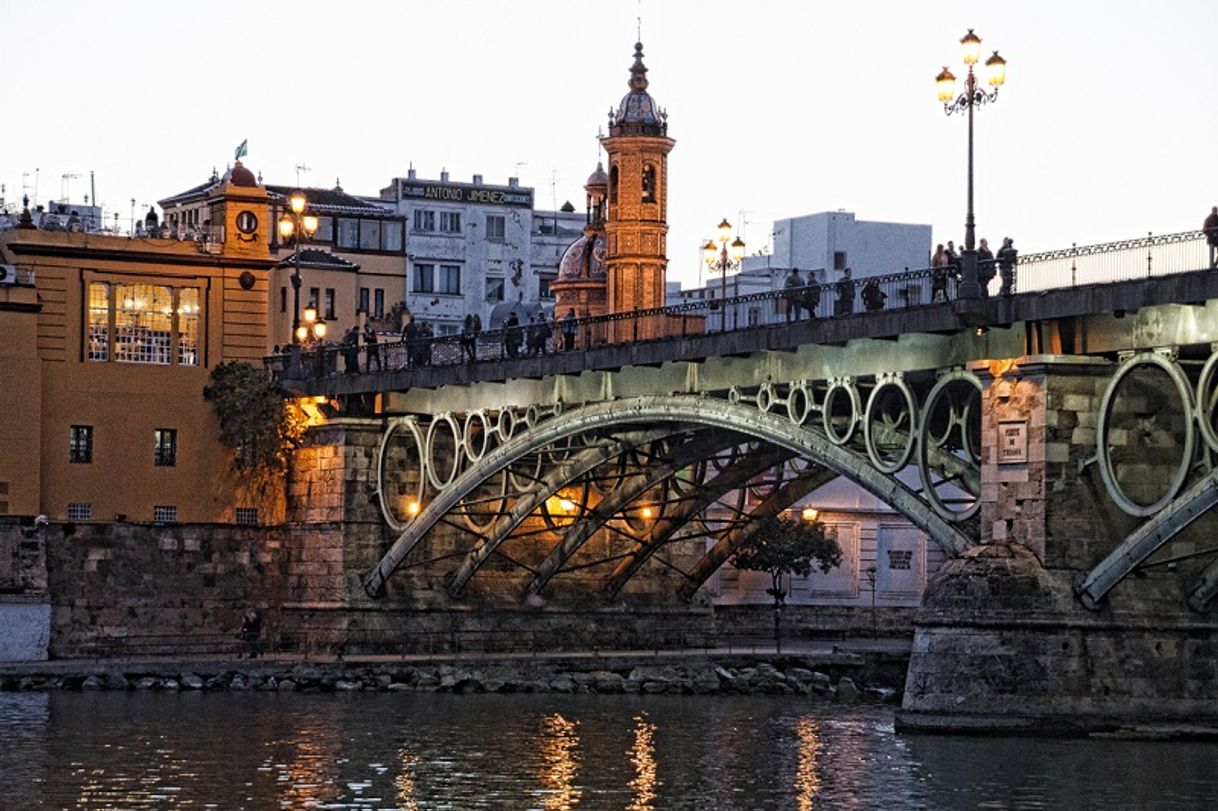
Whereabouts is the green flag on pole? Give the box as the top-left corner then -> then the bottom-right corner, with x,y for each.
234,139 -> 248,161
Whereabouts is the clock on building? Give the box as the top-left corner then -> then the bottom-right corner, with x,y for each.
235,210 -> 258,234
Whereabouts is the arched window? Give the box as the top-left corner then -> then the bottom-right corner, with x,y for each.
642,164 -> 656,203
609,164 -> 619,205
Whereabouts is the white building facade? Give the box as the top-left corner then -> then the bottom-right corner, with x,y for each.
372,170 -> 537,335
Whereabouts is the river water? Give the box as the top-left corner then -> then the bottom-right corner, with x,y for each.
2,692 -> 1217,810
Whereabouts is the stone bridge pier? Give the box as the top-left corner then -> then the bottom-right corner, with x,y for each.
900,353 -> 1218,735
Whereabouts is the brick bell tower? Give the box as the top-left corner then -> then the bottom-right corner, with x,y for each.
602,42 -> 675,324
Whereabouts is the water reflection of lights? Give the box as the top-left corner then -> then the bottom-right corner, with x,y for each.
627,713 -> 659,811
794,716 -> 822,810
537,713 -> 582,811
393,746 -> 422,811
271,726 -> 340,808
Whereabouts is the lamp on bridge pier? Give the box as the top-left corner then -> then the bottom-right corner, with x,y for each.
936,29 -> 1007,301
702,219 -> 746,331
278,189 -> 321,344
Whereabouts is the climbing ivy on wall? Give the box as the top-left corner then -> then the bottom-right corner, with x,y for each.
203,361 -> 306,475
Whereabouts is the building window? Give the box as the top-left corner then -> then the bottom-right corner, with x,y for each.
359,287 -> 370,314
486,215 -> 505,241
337,218 -> 359,249
382,222 -> 404,251
485,277 -> 505,302
539,273 -> 557,300
67,503 -> 92,521
440,211 -> 461,233
313,216 -> 333,242
642,164 -> 656,203
609,164 -> 618,204
235,507 -> 259,526
747,307 -> 760,327
280,286 -> 287,313
308,287 -> 319,309
87,281 -> 201,366
834,251 -> 847,270
70,425 -> 93,464
153,505 -> 178,524
360,219 -> 382,250
87,282 -> 110,361
324,288 -> 335,320
412,263 -> 435,293
154,428 -> 177,467
439,265 -> 461,295
414,210 -> 435,232
374,289 -> 385,318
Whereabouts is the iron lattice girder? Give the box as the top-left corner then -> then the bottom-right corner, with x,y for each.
363,395 -> 972,597
522,430 -> 746,600
1078,467 -> 1218,609
602,445 -> 800,597
364,424 -> 680,597
677,466 -> 840,602
446,427 -> 684,598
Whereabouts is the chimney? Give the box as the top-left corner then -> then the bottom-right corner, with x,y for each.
472,174 -> 483,185
440,169 -> 449,183
407,168 -> 417,180
508,177 -> 519,189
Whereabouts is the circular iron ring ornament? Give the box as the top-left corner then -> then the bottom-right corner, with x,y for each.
376,416 -> 426,533
822,377 -> 861,446
1194,348 -> 1218,454
864,374 -> 918,473
1096,351 -> 1196,517
425,413 -> 463,491
916,370 -> 983,522
463,410 -> 492,462
787,382 -> 812,426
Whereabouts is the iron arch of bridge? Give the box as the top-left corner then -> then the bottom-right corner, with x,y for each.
363,395 -> 973,598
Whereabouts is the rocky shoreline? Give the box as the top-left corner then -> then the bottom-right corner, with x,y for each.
0,658 -> 901,702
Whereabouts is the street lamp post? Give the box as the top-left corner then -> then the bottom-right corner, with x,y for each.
936,29 -> 1007,300
702,219 -> 746,332
278,190 -> 322,345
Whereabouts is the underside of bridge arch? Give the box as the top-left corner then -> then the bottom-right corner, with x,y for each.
363,395 -> 974,600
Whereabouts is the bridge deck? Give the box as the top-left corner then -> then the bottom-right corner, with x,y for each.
281,269 -> 1218,397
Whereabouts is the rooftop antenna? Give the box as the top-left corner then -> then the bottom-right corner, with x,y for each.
295,163 -> 311,186
738,210 -> 755,246
514,161 -> 527,180
61,172 -> 81,204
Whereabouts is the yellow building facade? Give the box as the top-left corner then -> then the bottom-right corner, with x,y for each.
0,177 -> 277,524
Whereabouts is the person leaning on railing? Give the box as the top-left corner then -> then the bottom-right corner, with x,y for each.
1205,206 -> 1218,270
997,237 -> 1018,295
977,238 -> 996,297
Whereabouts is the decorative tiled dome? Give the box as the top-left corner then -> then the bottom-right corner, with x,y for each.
557,233 -> 608,281
586,161 -> 609,189
610,42 -> 666,136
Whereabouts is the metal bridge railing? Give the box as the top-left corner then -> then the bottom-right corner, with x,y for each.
1011,229 -> 1208,292
267,228 -> 1210,382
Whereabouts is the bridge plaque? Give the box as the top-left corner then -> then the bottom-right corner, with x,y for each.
998,420 -> 1028,465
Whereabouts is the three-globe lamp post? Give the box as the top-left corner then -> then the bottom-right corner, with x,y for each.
935,29 -> 1007,300
703,219 -> 746,332
278,190 -> 323,344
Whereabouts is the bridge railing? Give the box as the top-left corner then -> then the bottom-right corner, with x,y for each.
265,228 -> 1213,382
272,266 -> 954,379
1011,229 -> 1208,292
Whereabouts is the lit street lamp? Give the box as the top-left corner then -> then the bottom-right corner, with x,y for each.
702,218 -> 746,331
936,29 -> 1007,300
278,190 -> 322,344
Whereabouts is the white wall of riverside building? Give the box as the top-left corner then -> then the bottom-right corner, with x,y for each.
754,211 -> 932,283
670,211 -> 932,330
369,171 -> 538,334
709,474 -> 946,611
531,205 -> 587,314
